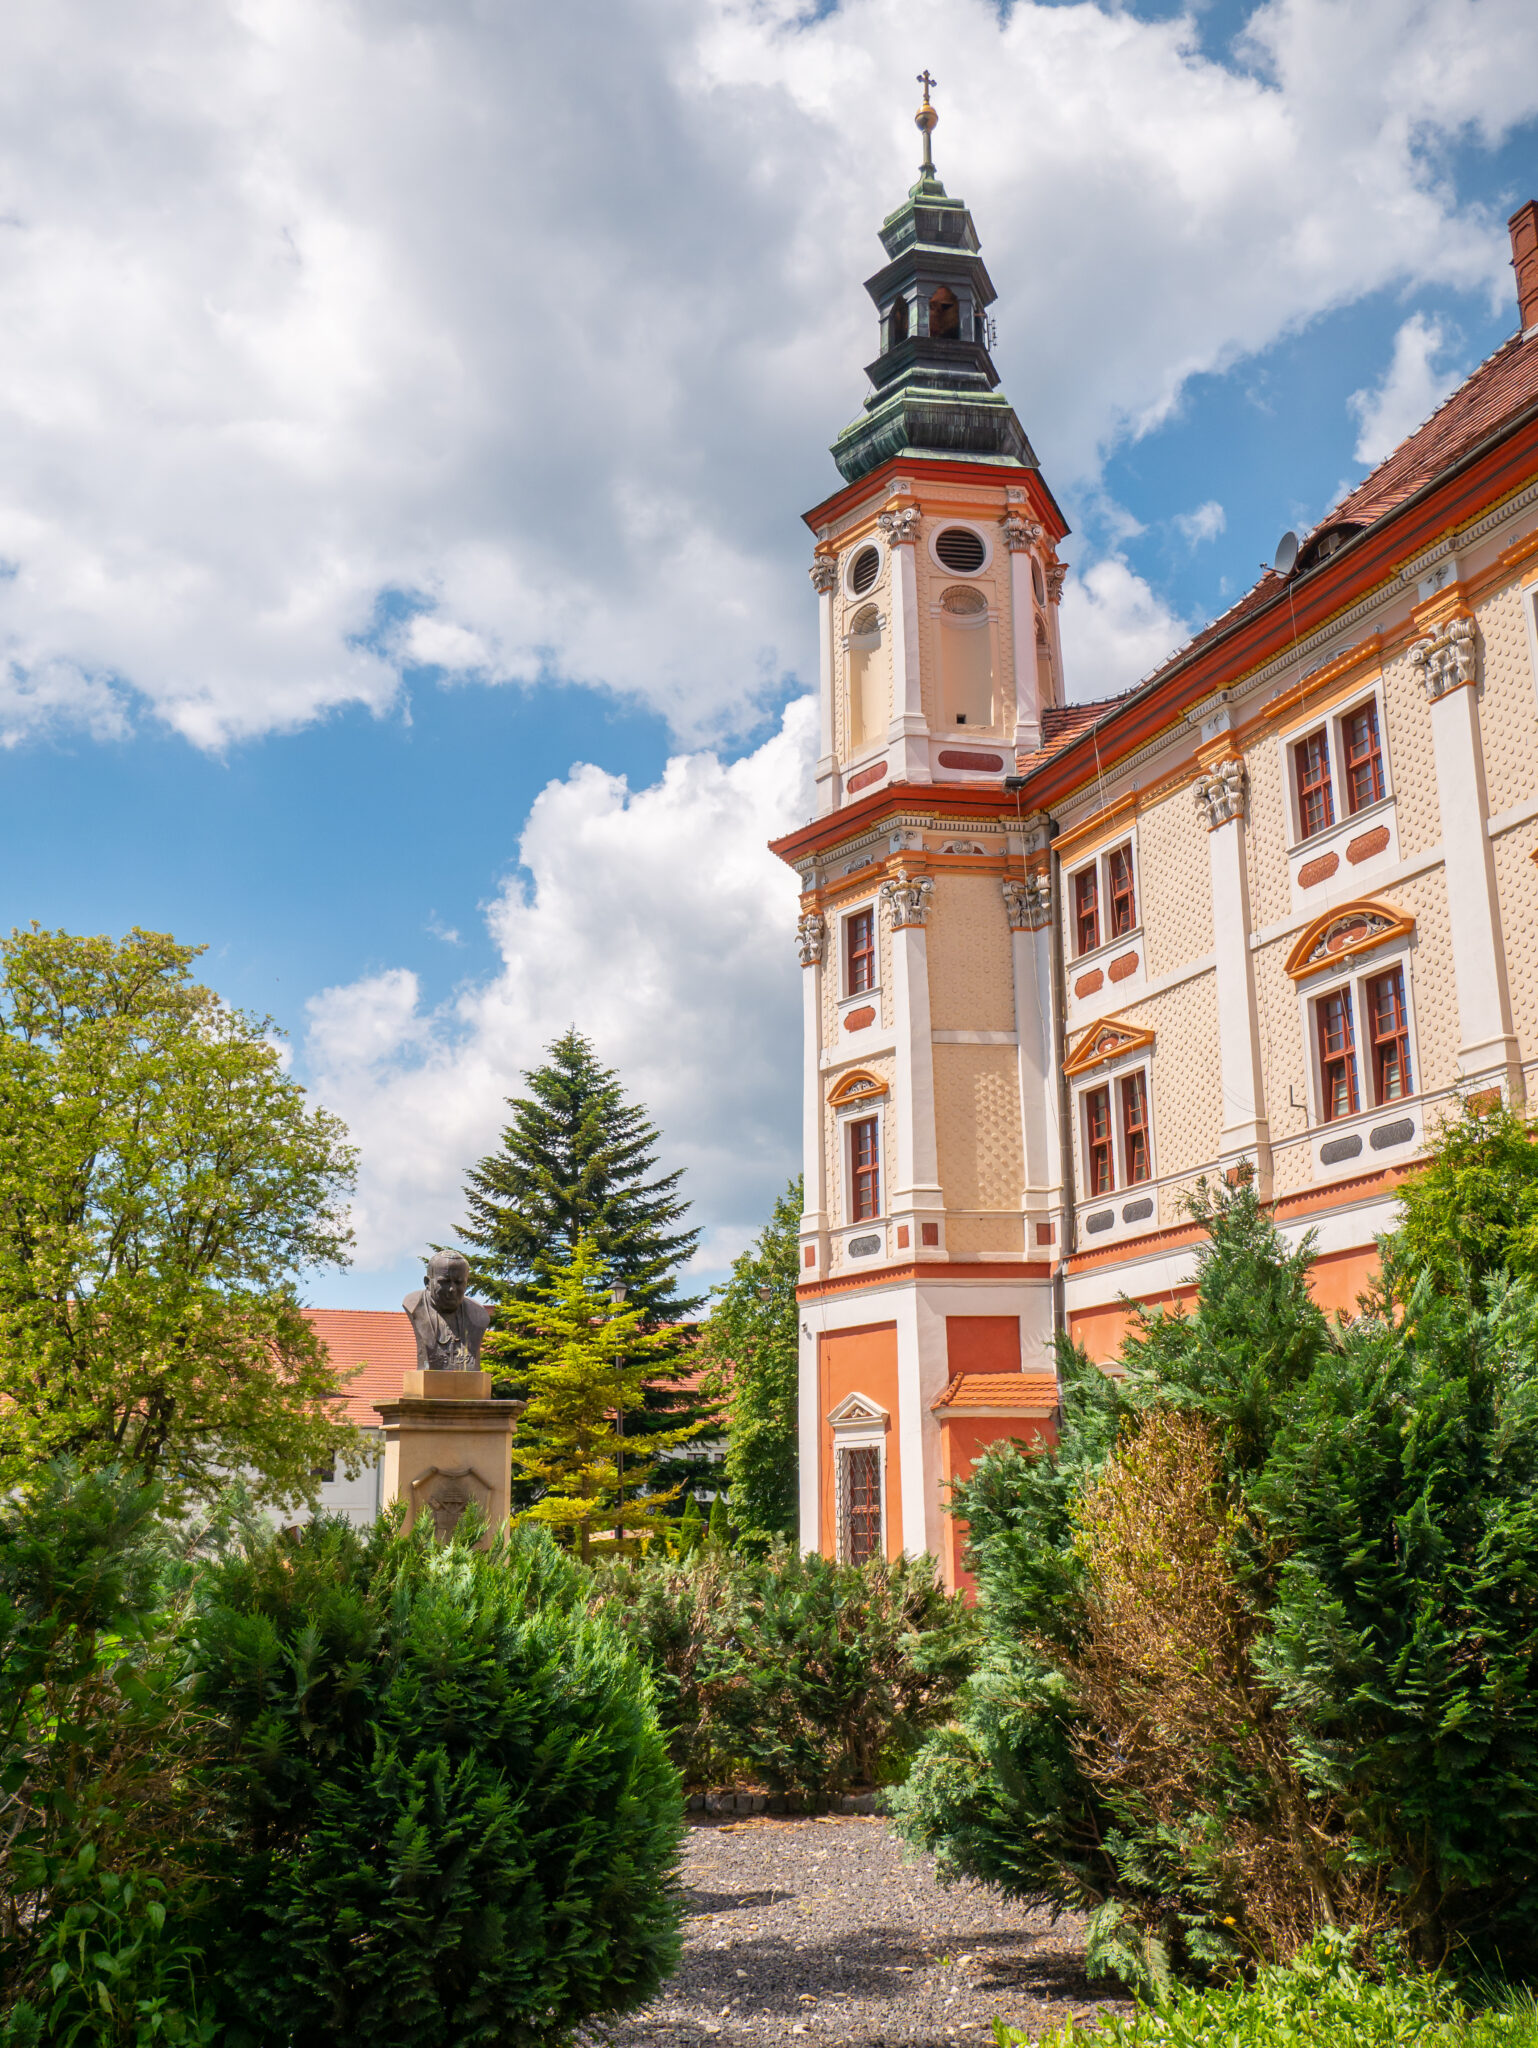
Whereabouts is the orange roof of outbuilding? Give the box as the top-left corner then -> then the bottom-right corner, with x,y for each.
305,1308 -> 417,1427
932,1372 -> 1060,1413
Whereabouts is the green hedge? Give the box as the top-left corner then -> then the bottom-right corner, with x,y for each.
590,1541 -> 977,1795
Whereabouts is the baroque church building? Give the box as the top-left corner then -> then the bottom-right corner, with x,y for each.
771,95 -> 1538,1591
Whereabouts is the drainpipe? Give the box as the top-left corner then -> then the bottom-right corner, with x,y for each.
1049,821 -> 1072,1346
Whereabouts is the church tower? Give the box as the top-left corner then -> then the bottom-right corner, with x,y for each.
771,82 -> 1067,1589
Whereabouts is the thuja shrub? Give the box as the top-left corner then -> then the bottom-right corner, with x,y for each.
0,1463 -> 218,2047
591,1542 -> 976,1796
895,1168 -> 1538,1990
189,1514 -> 684,2048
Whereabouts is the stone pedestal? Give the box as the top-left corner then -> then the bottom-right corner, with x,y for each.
374,1371 -> 522,1546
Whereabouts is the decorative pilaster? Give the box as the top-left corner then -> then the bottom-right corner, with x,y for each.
1002,870 -> 1052,930
810,552 -> 840,815
797,908 -> 829,1262
1414,596 -> 1522,1097
880,868 -> 943,1244
1192,756 -> 1247,830
1003,513 -> 1046,753
1195,746 -> 1270,1191
879,505 -> 929,782
1004,862 -> 1061,1256
796,910 -> 826,965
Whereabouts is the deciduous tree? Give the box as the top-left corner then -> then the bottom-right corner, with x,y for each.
0,926 -> 362,1509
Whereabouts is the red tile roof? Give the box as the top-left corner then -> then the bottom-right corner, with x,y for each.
1330,331 -> 1538,526
932,1371 -> 1060,1413
1044,328 -> 1538,768
305,1308 -> 417,1427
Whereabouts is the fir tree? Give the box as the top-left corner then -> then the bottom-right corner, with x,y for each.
707,1493 -> 732,1549
490,1238 -> 707,1562
460,1028 -> 702,1317
694,1178 -> 801,1546
676,1492 -> 703,1557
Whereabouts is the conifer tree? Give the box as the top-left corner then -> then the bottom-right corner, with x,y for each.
676,1492 -> 703,1557
707,1493 -> 732,1549
460,1029 -> 702,1317
490,1239 -> 706,1562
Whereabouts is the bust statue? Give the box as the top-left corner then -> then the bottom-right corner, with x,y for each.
403,1251 -> 494,1372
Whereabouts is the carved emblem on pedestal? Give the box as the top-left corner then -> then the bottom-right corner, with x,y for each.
880,869 -> 934,928
1409,613 -> 1476,700
796,911 -> 826,966
1193,756 -> 1247,829
1002,871 -> 1053,930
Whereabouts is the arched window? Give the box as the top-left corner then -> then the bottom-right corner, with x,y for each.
928,287 -> 960,339
1031,556 -> 1046,606
940,586 -> 993,729
888,295 -> 909,346
846,604 -> 888,753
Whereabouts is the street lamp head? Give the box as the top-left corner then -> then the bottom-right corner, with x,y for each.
610,1282 -> 628,1305
758,1285 -> 773,1301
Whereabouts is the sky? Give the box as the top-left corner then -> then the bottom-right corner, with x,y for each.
0,0 -> 1535,1308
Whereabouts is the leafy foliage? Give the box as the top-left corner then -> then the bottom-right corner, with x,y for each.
490,1238 -> 710,1559
0,927 -> 361,1511
1003,1930 -> 1538,2046
692,1177 -> 801,1547
1395,1097 -> 1538,1294
189,1513 -> 685,2048
591,1542 -> 977,1795
894,1173 -> 1538,1988
0,1463 -> 217,2046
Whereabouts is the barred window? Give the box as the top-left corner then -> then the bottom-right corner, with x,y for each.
838,1444 -> 882,1564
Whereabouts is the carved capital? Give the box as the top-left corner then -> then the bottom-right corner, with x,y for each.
1193,755 -> 1247,830
1045,562 -> 1068,602
1000,511 -> 1044,553
877,506 -> 921,547
879,868 -> 934,928
1409,612 -> 1476,700
808,554 -> 839,596
1002,870 -> 1053,931
795,911 -> 826,966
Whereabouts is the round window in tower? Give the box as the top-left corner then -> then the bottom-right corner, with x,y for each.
847,544 -> 881,596
934,525 -> 987,574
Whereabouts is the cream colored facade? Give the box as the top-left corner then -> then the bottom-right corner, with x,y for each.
775,181 -> 1538,1590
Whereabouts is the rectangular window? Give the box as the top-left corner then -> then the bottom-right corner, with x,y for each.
1317,988 -> 1360,1122
1343,703 -> 1385,814
1108,844 -> 1136,938
1120,1071 -> 1150,1185
1085,1086 -> 1114,1194
850,1116 -> 880,1220
1294,728 -> 1335,840
847,909 -> 876,994
1075,866 -> 1100,955
840,1444 -> 882,1565
1367,967 -> 1412,1104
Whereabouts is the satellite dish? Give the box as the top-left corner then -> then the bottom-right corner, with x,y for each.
1273,530 -> 1300,578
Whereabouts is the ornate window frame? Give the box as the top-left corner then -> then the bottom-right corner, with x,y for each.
1063,1016 -> 1158,1228
926,518 -> 994,578
1277,673 -> 1396,854
1286,906 -> 1424,1175
1063,829 -> 1143,965
841,537 -> 886,603
827,1391 -> 889,1564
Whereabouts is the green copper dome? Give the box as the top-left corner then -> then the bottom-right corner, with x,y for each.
830,112 -> 1037,485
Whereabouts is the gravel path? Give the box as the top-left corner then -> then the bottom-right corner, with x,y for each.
598,1815 -> 1131,2046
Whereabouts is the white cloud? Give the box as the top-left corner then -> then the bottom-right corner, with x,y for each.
303,697 -> 816,1278
0,0 -> 1532,748
1348,312 -> 1465,466
1173,500 -> 1228,546
1058,556 -> 1194,702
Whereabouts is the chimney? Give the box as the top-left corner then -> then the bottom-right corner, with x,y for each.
1512,201 -> 1538,335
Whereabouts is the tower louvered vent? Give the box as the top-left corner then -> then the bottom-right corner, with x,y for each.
849,545 -> 880,594
935,526 -> 985,572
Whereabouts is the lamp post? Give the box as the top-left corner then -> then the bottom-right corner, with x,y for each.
610,1281 -> 627,1545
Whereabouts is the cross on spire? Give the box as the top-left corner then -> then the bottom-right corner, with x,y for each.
914,68 -> 939,178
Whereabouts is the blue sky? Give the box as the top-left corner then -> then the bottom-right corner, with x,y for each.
0,0 -> 1534,1308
